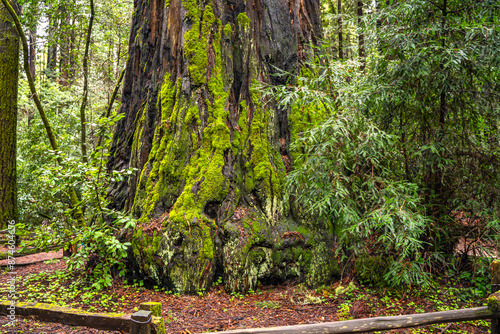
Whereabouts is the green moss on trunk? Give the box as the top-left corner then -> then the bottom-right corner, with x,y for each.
0,3 -> 19,228
113,0 -> 338,294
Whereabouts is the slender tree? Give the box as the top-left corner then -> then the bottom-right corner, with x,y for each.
46,10 -> 57,79
0,0 -> 19,229
338,0 -> 343,59
357,0 -> 364,70
79,0 -> 94,163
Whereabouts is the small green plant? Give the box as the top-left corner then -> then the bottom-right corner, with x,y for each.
255,301 -> 281,309
165,310 -> 177,323
230,291 -> 245,300
301,293 -> 324,305
337,302 -> 352,321
212,276 -> 223,286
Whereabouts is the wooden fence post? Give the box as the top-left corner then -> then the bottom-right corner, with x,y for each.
130,310 -> 152,334
491,260 -> 500,334
140,301 -> 166,334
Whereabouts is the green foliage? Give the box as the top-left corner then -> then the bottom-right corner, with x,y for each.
271,0 -> 500,287
354,255 -> 390,287
254,300 -> 281,309
364,0 -> 500,253
19,100 -> 137,289
270,58 -> 430,287
17,79 -> 81,225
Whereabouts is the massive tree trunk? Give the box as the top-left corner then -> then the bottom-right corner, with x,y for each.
108,0 -> 339,293
0,0 -> 19,229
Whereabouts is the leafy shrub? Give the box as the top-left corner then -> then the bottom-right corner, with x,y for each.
354,255 -> 390,287
20,109 -> 136,290
268,58 -> 431,287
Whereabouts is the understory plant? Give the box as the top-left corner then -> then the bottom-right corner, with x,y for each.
269,57 -> 431,287
22,111 -> 137,290
270,0 -> 500,287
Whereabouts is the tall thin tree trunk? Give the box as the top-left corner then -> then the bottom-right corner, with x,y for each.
46,12 -> 57,80
338,0 -> 343,59
0,0 -> 19,229
358,0 -> 365,70
29,30 -> 35,80
69,16 -> 76,84
79,0 -> 94,164
116,37 -> 121,72
59,6 -> 69,87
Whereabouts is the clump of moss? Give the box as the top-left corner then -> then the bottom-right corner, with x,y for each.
140,301 -> 162,317
247,85 -> 285,198
183,4 -> 215,85
488,292 -> 500,312
224,23 -> 232,36
237,12 -> 251,29
132,74 -> 186,220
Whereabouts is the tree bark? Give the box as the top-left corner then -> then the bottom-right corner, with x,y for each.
0,0 -> 19,229
79,0 -> 94,164
338,0 -> 343,59
46,12 -> 57,80
357,0 -> 365,70
29,30 -> 35,80
108,0 -> 339,293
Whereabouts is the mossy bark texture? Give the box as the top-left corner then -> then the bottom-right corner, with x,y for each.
108,0 -> 339,293
0,1 -> 19,229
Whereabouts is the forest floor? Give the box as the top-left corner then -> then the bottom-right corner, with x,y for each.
0,252 -> 492,334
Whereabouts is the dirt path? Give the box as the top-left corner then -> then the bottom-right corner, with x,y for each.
0,249 -> 63,267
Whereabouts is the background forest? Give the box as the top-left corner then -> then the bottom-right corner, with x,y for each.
2,0 -> 500,295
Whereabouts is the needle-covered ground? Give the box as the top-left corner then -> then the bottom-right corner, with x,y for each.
0,255 -> 491,333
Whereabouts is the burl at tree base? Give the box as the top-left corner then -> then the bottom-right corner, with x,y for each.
107,0 -> 339,293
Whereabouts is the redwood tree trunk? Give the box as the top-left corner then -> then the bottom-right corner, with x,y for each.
358,0 -> 365,70
338,0 -> 343,59
46,12 -> 57,79
59,6 -> 69,87
0,0 -> 19,229
108,0 -> 339,293
29,30 -> 35,80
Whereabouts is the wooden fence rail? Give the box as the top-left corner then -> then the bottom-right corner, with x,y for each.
0,301 -> 165,334
201,307 -> 497,334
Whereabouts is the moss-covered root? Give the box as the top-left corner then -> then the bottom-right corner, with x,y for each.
305,242 -> 340,287
131,221 -> 216,293
220,210 -> 340,293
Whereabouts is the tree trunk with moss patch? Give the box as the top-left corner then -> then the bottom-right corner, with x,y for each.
0,0 -> 19,229
108,0 -> 339,293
